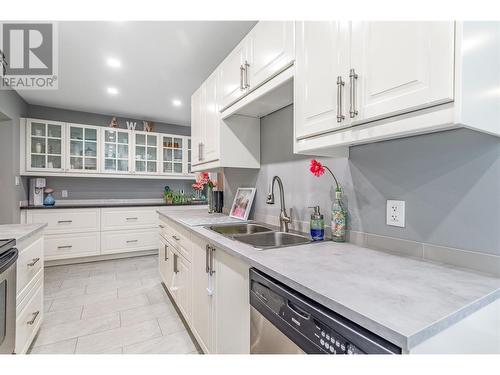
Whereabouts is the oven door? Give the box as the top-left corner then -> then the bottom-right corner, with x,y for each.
0,248 -> 18,355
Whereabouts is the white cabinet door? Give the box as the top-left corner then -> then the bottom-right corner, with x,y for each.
160,134 -> 184,174
351,21 -> 455,123
26,119 -> 65,172
191,236 -> 214,353
174,251 -> 192,324
159,237 -> 174,290
246,21 -> 295,89
202,71 -> 220,164
66,123 -> 99,173
214,248 -> 250,354
102,128 -> 131,173
218,40 -> 247,109
191,86 -> 203,166
134,131 -> 159,174
295,21 -> 350,139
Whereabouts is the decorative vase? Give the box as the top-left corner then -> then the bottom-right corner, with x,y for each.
207,186 -> 214,214
44,192 -> 55,206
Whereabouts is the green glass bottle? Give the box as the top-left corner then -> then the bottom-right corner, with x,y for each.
331,187 -> 347,242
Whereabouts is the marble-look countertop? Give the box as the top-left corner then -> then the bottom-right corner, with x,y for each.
157,207 -> 500,352
0,223 -> 47,242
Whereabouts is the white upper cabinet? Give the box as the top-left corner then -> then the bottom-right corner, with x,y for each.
350,21 -> 455,124
201,71 -> 220,164
160,135 -> 185,175
66,124 -> 99,173
295,21 -> 349,140
102,128 -> 131,174
26,119 -> 65,172
190,86 -> 203,165
133,131 -> 159,174
218,40 -> 247,109
245,21 -> 295,90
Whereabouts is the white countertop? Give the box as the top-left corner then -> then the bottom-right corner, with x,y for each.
158,207 -> 500,352
0,223 -> 47,242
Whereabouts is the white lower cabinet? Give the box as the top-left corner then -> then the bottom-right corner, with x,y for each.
101,228 -> 158,255
44,232 -> 100,260
159,236 -> 174,290
16,275 -> 43,354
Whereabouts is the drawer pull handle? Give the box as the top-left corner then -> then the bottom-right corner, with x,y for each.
126,217 -> 138,221
57,220 -> 73,224
27,258 -> 40,267
27,311 -> 40,325
57,245 -> 72,249
126,239 -> 138,243
159,224 -> 165,228
171,235 -> 180,241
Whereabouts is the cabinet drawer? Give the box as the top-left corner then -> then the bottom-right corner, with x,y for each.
101,228 -> 159,255
45,232 -> 100,260
16,237 -> 44,299
160,218 -> 192,262
101,207 -> 159,231
16,276 -> 43,354
27,208 -> 100,234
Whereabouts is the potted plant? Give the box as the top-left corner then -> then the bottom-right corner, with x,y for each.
164,190 -> 174,204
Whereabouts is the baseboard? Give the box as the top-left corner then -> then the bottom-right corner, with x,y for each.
45,249 -> 158,267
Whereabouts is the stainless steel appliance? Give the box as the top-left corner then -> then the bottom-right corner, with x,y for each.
29,178 -> 46,206
0,239 -> 18,355
250,269 -> 401,354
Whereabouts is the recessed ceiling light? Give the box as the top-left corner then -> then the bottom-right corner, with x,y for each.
107,87 -> 119,95
106,58 -> 121,68
172,99 -> 182,107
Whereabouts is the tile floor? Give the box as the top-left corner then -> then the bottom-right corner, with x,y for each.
29,255 -> 199,354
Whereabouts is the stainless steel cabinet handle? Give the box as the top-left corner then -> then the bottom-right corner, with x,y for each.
126,217 -> 138,221
209,246 -> 216,276
27,311 -> 40,325
239,64 -> 245,91
336,76 -> 345,123
159,224 -> 165,228
349,68 -> 359,119
244,60 -> 250,89
164,244 -> 168,261
27,258 -> 40,267
205,244 -> 210,274
57,245 -> 72,249
126,239 -> 138,243
171,235 -> 180,241
173,253 -> 179,274
57,220 -> 72,224
198,142 -> 203,161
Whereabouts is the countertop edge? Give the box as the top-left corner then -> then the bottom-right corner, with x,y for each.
20,202 -> 208,209
157,209 -> 500,352
9,223 -> 47,242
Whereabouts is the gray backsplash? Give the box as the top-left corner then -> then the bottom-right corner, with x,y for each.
223,105 -> 500,257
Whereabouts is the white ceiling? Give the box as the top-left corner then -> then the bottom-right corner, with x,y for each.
16,21 -> 257,126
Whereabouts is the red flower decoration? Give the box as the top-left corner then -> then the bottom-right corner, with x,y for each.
310,159 -> 325,177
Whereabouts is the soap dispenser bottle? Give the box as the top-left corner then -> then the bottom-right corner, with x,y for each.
309,206 -> 324,241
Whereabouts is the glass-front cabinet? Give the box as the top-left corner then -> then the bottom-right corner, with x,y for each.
134,132 -> 159,174
67,124 -> 99,172
102,129 -> 131,173
161,135 -> 184,174
27,119 -> 65,171
23,118 -> 194,178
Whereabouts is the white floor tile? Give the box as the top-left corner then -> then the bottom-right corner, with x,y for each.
86,279 -> 142,295
49,290 -> 117,312
81,294 -> 149,319
43,306 -> 83,327
29,338 -> 77,354
123,330 -> 196,354
157,315 -> 186,336
120,302 -> 177,327
75,319 -> 162,354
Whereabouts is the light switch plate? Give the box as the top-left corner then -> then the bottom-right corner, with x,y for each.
61,190 -> 68,198
386,200 -> 405,227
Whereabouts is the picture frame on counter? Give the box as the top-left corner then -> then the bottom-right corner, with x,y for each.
229,187 -> 256,220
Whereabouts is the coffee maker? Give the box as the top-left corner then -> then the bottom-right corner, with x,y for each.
29,178 -> 46,206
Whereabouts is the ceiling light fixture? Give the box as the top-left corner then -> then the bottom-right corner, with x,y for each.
172,99 -> 182,107
107,87 -> 119,95
106,57 -> 122,68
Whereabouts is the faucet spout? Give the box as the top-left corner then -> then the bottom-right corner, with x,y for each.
266,176 -> 291,232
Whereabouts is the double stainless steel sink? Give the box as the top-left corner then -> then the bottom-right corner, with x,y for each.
207,223 -> 311,250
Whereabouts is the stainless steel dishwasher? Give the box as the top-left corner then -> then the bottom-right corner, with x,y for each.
250,268 -> 401,354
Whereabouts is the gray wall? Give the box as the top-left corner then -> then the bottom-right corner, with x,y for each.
223,105 -> 500,256
0,90 -> 28,224
27,104 -> 191,135
43,177 -> 192,201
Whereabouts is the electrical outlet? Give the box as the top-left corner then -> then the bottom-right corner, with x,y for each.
14,176 -> 20,186
386,200 -> 405,227
61,190 -> 68,198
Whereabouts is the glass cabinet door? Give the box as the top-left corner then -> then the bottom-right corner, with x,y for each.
28,120 -> 64,171
134,132 -> 158,174
161,135 -> 184,174
68,125 -> 98,172
103,129 -> 130,173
